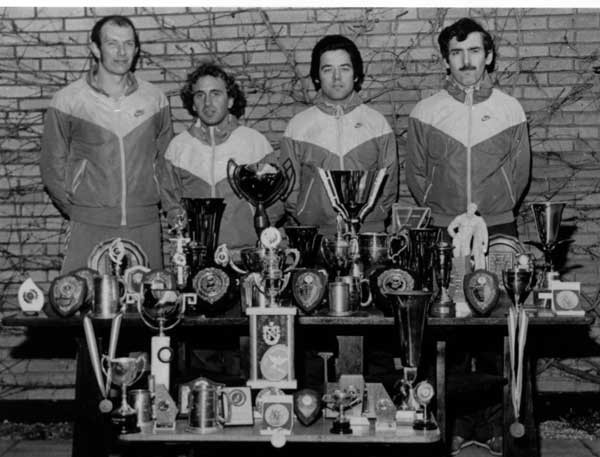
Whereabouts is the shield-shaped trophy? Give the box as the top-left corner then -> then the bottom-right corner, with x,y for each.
49,274 -> 87,317
227,159 -> 295,238
286,225 -> 327,314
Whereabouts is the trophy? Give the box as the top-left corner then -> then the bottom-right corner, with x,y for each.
318,168 -> 387,237
179,197 -> 233,315
503,255 -> 536,313
320,233 -> 353,279
528,201 -> 570,273
378,290 -> 432,426
358,232 -> 408,272
101,355 -> 145,434
17,278 -> 44,316
227,158 -> 295,237
430,241 -> 455,318
322,388 -> 361,434
285,225 -> 328,314
48,274 -> 87,318
407,228 -> 440,291
138,273 -> 186,391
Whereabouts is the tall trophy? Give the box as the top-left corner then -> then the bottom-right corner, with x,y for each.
527,201 -> 569,273
407,228 -> 440,291
101,355 -> 146,434
137,272 -> 186,391
318,168 -> 387,237
429,241 -> 455,317
285,225 -> 328,314
378,289 -> 433,427
227,158 -> 295,238
182,197 -> 232,315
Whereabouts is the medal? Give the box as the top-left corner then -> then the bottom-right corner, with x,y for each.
507,307 -> 529,438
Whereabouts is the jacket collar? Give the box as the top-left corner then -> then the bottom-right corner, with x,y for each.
188,114 -> 239,145
86,64 -> 138,98
313,90 -> 362,116
444,72 -> 493,104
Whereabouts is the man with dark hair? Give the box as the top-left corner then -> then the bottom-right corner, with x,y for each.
281,34 -> 398,235
40,15 -> 180,272
407,17 -> 531,456
166,62 -> 280,250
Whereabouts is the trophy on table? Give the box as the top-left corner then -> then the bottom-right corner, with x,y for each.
429,241 -> 455,318
137,271 -> 186,391
227,158 -> 295,238
407,228 -> 440,291
378,289 -> 433,427
503,254 -> 536,313
322,387 -> 361,434
101,354 -> 146,434
182,197 -> 231,315
285,225 -> 327,314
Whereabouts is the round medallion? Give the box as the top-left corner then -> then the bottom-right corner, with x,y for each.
260,344 -> 289,381
415,380 -> 435,405
193,267 -> 230,304
555,290 -> 579,310
264,403 -> 290,428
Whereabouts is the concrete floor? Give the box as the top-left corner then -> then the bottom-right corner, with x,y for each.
0,439 -> 599,457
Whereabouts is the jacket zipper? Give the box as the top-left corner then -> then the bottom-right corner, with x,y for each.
210,127 -> 216,198
335,105 -> 344,170
119,135 -> 127,226
465,87 -> 473,211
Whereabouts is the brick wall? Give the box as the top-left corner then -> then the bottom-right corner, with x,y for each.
1,7 -> 599,399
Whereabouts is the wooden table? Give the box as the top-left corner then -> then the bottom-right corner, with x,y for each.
2,307 -> 591,457
119,418 -> 440,456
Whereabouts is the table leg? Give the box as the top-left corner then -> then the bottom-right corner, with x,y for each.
435,340 -> 447,443
335,335 -> 363,375
73,337 -> 112,457
503,336 -> 540,457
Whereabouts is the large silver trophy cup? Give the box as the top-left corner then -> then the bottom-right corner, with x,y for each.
227,159 -> 294,238
378,289 -> 433,427
318,168 -> 387,237
527,201 -> 570,273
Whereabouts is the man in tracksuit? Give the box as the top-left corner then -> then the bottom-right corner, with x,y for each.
280,34 -> 399,390
280,34 -> 398,236
40,15 -> 180,273
407,18 -> 531,456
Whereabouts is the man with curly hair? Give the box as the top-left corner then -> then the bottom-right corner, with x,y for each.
166,62 -> 281,249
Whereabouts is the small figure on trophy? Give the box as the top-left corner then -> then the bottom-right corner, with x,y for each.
168,212 -> 191,291
447,203 -> 489,316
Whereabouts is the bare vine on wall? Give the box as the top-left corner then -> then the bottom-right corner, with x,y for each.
1,7 -> 600,393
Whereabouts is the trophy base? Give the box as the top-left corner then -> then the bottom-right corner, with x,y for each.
330,419 -> 352,434
429,300 -> 455,318
111,411 -> 141,435
413,419 -> 437,431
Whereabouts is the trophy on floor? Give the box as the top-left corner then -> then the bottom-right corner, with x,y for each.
429,241 -> 455,318
182,197 -> 231,315
101,355 -> 146,434
227,158 -> 295,238
378,289 -> 433,426
285,225 -> 327,314
138,271 -> 186,391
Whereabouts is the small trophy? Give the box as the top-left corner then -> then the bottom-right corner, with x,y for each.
322,388 -> 361,434
503,255 -> 536,313
18,278 -> 44,316
430,241 -> 455,318
463,270 -> 501,316
227,158 -> 295,237
101,355 -> 145,434
138,273 -> 185,391
413,380 -> 436,431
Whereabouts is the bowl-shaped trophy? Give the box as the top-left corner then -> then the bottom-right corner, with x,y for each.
322,388 -> 361,434
101,355 -> 145,434
320,235 -> 353,279
527,201 -> 570,273
318,168 -> 387,237
284,225 -> 321,268
227,159 -> 295,238
503,268 -> 535,311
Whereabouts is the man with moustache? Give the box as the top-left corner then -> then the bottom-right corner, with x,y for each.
41,15 -> 180,273
407,18 -> 531,456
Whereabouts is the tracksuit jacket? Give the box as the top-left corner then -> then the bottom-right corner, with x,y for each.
280,92 -> 398,235
165,115 -> 281,249
40,70 -> 179,228
407,74 -> 531,228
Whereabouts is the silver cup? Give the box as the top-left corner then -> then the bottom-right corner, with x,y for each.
328,281 -> 350,316
92,274 -> 124,319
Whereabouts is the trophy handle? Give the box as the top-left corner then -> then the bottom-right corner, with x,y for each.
226,159 -> 245,201
218,388 -> 232,424
359,277 -> 372,308
389,232 -> 409,264
357,168 -> 387,222
159,297 -> 185,333
131,355 -> 146,386
283,248 -> 300,272
136,299 -> 161,332
281,271 -> 291,291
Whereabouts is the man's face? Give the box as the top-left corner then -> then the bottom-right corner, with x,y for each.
445,31 -> 493,88
192,75 -> 233,126
91,22 -> 137,76
318,49 -> 356,104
